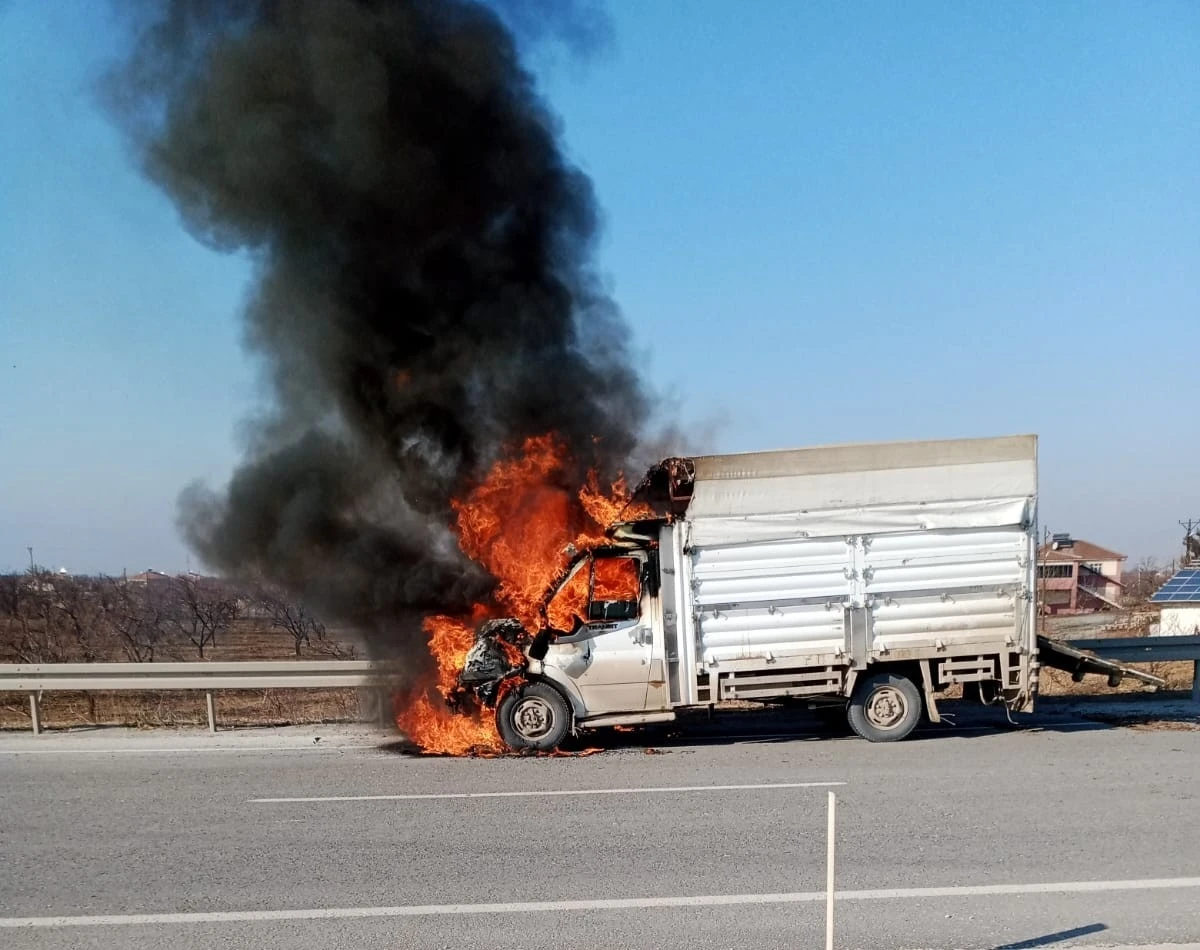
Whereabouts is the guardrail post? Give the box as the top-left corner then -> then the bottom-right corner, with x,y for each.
377,688 -> 390,728
205,691 -> 217,733
29,693 -> 41,736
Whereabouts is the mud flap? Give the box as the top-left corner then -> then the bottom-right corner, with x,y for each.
1037,636 -> 1165,688
919,660 -> 942,723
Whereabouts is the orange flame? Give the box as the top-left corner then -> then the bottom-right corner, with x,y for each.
395,434 -> 648,755
393,611 -> 496,756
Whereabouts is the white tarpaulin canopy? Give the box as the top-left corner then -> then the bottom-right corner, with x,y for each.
685,435 -> 1037,546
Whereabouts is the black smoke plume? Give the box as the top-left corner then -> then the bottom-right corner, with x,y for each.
105,0 -> 648,662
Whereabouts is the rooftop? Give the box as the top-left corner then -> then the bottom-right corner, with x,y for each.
1038,536 -> 1126,563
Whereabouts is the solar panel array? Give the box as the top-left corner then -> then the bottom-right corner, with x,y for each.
1150,568 -> 1200,603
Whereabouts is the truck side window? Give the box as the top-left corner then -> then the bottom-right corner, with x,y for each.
589,557 -> 641,622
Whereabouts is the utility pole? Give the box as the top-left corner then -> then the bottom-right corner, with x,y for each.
1181,519 -> 1200,565
27,547 -> 34,571
1037,527 -> 1050,630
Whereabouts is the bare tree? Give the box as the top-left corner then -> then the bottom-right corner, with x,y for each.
168,575 -> 239,659
103,579 -> 170,662
258,587 -> 328,656
50,575 -> 116,664
0,573 -> 30,661
1122,557 -> 1169,605
7,570 -> 79,664
0,573 -> 22,617
309,623 -> 358,659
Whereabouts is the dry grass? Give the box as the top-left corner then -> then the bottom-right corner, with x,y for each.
0,620 -> 378,732
0,688 -> 366,730
1123,720 -> 1200,732
1038,661 -> 1196,697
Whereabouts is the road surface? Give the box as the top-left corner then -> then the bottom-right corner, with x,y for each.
2,706 -> 1199,949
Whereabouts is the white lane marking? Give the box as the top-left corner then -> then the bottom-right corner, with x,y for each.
248,781 -> 846,803
0,745 -> 383,756
5,877 -> 1200,929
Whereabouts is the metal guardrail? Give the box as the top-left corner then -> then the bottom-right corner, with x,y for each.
4,640 -> 1196,738
1067,636 -> 1200,703
0,661 -> 391,735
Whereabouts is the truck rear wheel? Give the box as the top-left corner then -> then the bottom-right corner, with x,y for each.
496,682 -> 571,752
848,671 -> 922,742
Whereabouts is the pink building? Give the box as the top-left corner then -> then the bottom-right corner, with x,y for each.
1037,535 -> 1126,614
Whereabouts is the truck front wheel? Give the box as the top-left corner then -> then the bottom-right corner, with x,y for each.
847,671 -> 922,742
496,682 -> 571,752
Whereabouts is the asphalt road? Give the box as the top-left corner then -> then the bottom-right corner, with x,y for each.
2,708 -> 1199,950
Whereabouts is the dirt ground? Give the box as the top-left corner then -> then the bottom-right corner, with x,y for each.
1038,661 -> 1195,696
0,687 -> 368,731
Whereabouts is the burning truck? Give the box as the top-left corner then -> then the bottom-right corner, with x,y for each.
440,433 -> 1158,752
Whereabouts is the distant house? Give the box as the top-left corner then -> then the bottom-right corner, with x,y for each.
1151,567 -> 1200,636
124,570 -> 174,589
1037,534 -> 1126,614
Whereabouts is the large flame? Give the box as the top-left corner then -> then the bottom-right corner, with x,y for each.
396,434 -> 646,754
393,613 -> 497,757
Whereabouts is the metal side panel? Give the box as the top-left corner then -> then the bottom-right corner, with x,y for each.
865,529 -> 1027,594
689,535 -> 849,665
682,521 -> 1035,673
864,527 -> 1027,654
871,593 -> 1018,650
690,536 -> 849,604
698,606 -> 845,664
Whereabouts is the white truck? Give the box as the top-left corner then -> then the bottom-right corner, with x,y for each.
458,434 -> 1153,751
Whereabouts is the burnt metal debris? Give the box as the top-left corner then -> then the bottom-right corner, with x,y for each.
628,456 -> 697,517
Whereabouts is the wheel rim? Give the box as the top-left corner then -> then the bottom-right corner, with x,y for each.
511,696 -> 556,740
864,685 -> 908,730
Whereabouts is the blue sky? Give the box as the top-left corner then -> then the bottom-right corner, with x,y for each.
1,0 -> 1197,574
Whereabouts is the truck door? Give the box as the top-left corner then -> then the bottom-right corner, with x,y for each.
544,555 -> 655,715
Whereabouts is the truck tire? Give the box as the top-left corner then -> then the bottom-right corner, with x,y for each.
847,671 -> 922,742
496,682 -> 571,752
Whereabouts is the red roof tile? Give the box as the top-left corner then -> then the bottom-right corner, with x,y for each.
1038,539 -> 1126,563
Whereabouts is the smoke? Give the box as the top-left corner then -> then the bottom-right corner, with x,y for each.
105,0 -> 649,661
